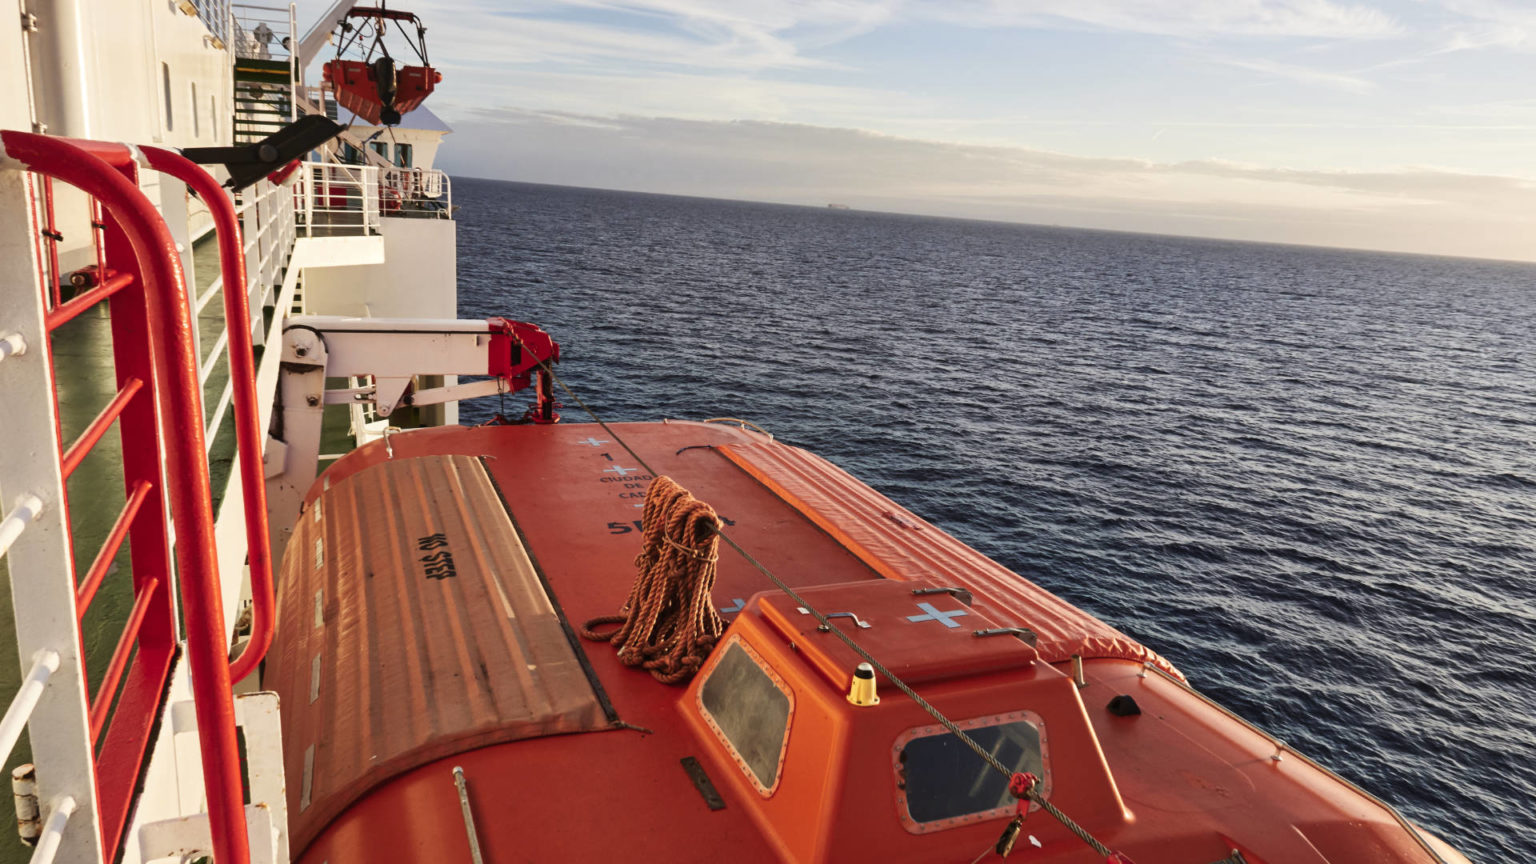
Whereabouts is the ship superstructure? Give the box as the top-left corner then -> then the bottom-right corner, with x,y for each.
1,2 -> 457,861
0,2 -> 1479,864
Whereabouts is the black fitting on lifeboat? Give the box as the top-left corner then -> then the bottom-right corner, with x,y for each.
1106,694 -> 1142,717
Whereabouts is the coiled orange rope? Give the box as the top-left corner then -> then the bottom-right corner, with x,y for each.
580,476 -> 725,684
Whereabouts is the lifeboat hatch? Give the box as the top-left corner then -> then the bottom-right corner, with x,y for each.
681,578 -> 1126,863
266,453 -> 612,856
757,579 -> 1040,690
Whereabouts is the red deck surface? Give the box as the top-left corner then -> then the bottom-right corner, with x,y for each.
271,421 -> 1457,864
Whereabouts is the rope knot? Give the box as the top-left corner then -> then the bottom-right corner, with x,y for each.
580,476 -> 725,685
662,533 -> 718,562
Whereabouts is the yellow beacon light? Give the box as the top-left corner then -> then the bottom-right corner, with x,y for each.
847,662 -> 880,706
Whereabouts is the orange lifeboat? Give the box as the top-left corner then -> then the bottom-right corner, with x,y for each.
265,420 -> 1473,863
321,6 -> 439,126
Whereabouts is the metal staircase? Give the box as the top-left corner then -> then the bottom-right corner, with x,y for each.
232,4 -> 297,144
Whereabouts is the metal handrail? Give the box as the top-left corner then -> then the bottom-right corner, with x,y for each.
141,146 -> 276,684
28,796 -> 76,864
1,130 -> 252,864
299,161 -> 382,235
0,494 -> 45,560
0,651 -> 59,767
0,491 -> 44,559
381,166 -> 453,219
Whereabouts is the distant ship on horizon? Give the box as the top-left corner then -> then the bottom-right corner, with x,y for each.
827,202 -> 852,210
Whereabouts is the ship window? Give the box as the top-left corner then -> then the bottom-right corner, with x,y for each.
698,637 -> 793,796
162,63 -> 174,131
895,711 -> 1049,832
395,143 -> 413,168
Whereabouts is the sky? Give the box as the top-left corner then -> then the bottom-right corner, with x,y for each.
304,1 -> 1536,261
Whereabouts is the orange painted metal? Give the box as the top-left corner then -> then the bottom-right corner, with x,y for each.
756,579 -> 1038,688
715,440 -> 1185,680
322,60 -> 440,125
282,421 -> 1455,864
265,454 -> 609,856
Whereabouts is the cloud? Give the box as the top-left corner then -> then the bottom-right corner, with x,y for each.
1204,54 -> 1377,92
439,109 -> 1536,262
917,0 -> 1404,39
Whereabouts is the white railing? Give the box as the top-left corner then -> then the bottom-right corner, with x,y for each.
0,494 -> 45,560
232,3 -> 299,143
0,650 -> 59,767
231,3 -> 296,66
194,0 -> 231,49
30,795 -> 77,864
0,171 -> 105,863
191,174 -> 299,454
297,162 -> 381,237
382,168 -> 453,219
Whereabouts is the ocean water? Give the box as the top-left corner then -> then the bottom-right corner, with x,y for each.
454,177 -> 1535,859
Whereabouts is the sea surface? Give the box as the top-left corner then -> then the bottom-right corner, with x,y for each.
454,177 -> 1534,860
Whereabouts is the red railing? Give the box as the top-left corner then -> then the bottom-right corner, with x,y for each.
139,145 -> 275,685
3,130 -> 258,864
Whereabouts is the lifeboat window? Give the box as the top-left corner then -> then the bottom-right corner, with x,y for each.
894,711 -> 1049,832
698,637 -> 793,796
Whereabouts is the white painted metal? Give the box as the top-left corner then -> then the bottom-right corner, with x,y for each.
264,325 -> 327,566
0,169 -> 104,864
27,795 -> 76,864
264,316 -> 509,560
137,802 -> 278,864
295,0 -> 356,77
238,691 -> 288,860
30,0 -> 96,137
204,380 -> 236,442
157,171 -> 198,364
0,650 -> 60,766
287,316 -> 493,334
151,693 -> 288,864
299,162 -> 382,237
3,4 -> 465,859
0,494 -> 45,560
381,167 -> 452,219
0,331 -> 26,363
12,764 -> 40,844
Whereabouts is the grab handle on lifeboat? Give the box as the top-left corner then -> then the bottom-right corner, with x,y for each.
797,607 -> 871,631
912,585 -> 974,606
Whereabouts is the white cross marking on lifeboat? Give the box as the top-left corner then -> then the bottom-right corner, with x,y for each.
574,437 -> 611,446
720,598 -> 745,615
603,465 -> 639,477
906,602 -> 969,628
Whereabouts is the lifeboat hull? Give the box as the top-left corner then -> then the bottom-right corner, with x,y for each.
322,59 -> 441,125
266,421 -> 1466,864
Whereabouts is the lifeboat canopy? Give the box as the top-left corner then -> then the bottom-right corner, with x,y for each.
322,4 -> 441,126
